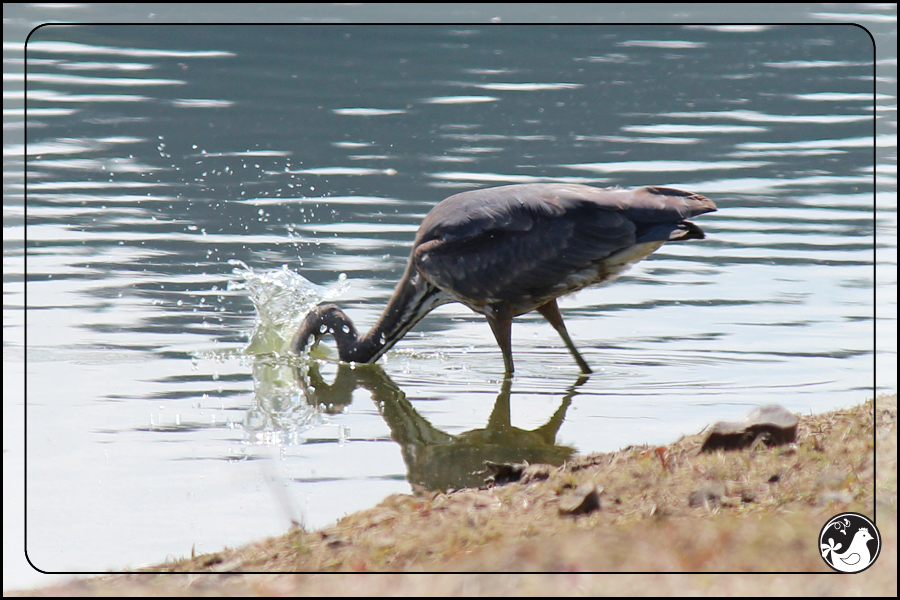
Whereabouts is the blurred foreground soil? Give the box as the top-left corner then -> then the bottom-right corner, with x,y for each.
10,394 -> 896,597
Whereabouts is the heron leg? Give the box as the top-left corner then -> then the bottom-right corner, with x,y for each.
537,299 -> 593,374
485,304 -> 515,375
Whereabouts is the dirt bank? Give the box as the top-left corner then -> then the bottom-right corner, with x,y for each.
10,394 -> 896,596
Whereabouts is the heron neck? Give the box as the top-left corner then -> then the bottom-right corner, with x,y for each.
354,263 -> 446,363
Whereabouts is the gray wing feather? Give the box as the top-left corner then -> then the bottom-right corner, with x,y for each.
412,184 -> 715,304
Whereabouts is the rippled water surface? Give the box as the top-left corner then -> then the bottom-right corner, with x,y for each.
5,12 -> 895,582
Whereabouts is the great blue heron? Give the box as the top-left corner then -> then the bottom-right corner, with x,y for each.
293,183 -> 716,374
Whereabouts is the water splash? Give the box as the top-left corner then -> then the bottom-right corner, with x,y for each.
226,259 -> 349,356
183,261 -> 351,450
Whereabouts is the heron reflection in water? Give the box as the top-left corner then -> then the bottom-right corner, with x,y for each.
293,183 -> 716,374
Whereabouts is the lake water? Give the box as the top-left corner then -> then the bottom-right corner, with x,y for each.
5,6 -> 896,588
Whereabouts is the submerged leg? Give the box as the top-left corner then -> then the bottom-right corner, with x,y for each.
485,304 -> 515,375
537,299 -> 593,374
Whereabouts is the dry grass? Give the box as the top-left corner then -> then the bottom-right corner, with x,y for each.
10,394 -> 896,596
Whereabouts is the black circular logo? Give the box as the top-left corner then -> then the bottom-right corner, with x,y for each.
819,512 -> 881,573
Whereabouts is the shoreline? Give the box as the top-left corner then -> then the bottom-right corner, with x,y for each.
10,393 -> 896,596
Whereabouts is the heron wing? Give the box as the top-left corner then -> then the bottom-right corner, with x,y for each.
412,184 -> 712,307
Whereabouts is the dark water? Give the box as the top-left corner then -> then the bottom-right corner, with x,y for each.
5,11 -> 895,584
